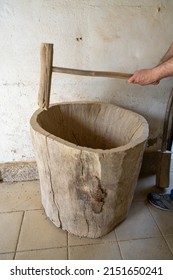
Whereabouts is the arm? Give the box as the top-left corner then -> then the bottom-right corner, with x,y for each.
128,42 -> 173,86
159,41 -> 173,64
128,58 -> 173,85
156,57 -> 173,78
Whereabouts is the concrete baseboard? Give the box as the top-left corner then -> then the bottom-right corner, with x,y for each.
0,161 -> 39,182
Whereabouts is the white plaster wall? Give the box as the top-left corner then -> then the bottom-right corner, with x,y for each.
0,0 -> 173,163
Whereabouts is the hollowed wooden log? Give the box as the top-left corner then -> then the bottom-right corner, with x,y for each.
30,102 -> 148,238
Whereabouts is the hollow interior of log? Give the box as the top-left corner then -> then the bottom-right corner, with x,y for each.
37,103 -> 144,150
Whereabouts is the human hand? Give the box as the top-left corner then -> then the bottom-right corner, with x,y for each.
128,69 -> 160,86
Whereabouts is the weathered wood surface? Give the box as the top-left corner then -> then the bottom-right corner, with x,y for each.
30,102 -> 148,238
156,151 -> 171,188
38,43 -> 53,110
156,88 -> 173,188
37,43 -> 132,110
52,66 -> 132,79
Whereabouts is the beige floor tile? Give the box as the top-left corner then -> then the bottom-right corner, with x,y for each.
0,211 -> 23,253
119,237 -> 173,260
17,209 -> 67,251
134,172 -> 173,203
115,202 -> 161,241
0,181 -> 42,212
164,235 -> 173,254
15,247 -> 67,260
69,242 -> 122,260
68,230 -> 116,246
148,204 -> 173,235
1,172 -> 173,261
0,253 -> 14,260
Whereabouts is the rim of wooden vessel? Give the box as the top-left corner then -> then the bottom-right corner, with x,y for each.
30,101 -> 149,154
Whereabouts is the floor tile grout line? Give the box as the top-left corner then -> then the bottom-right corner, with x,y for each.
114,230 -> 123,260
146,203 -> 173,257
68,240 -> 125,248
112,235 -> 166,243
1,176 -> 173,260
10,235 -> 171,254
161,235 -> 173,256
0,251 -> 15,255
0,210 -> 25,214
12,246 -> 68,254
0,208 -> 43,214
10,233 -> 173,255
146,202 -> 165,235
13,211 -> 25,260
147,202 -> 167,235
25,208 -> 43,212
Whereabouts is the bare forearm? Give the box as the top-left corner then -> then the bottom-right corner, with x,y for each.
128,41 -> 173,86
155,57 -> 173,79
159,42 -> 173,64
128,58 -> 173,85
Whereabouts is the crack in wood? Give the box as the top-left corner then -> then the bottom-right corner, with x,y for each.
45,136 -> 62,228
76,152 -> 107,214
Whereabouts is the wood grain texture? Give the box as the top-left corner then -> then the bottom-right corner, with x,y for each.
30,102 -> 148,238
37,43 -> 132,110
156,151 -> 171,188
38,43 -> 53,110
52,66 -> 132,79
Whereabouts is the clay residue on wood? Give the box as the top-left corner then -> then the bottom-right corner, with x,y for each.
76,151 -> 106,214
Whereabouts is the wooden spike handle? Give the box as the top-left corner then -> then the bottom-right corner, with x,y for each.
38,43 -> 53,110
38,43 -> 132,109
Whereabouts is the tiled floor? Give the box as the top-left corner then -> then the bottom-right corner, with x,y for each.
0,173 -> 173,260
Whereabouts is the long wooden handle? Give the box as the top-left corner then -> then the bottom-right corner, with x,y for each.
52,66 -> 132,80
38,43 -> 132,110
